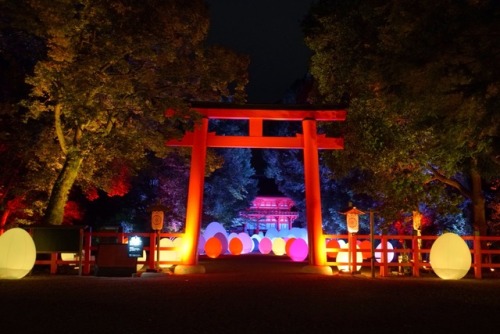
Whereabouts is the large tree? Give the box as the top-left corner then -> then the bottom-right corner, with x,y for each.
304,0 -> 500,235
4,0 -> 248,225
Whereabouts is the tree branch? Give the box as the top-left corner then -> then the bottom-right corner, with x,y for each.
428,165 -> 471,199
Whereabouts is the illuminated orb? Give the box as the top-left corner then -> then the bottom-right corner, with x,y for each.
228,237 -> 243,255
374,241 -> 395,263
326,239 -> 341,259
359,240 -> 372,260
203,222 -> 227,240
287,238 -> 309,262
0,228 -> 37,279
336,244 -> 363,272
204,237 -> 223,259
172,237 -> 183,262
213,232 -> 228,254
430,233 -> 471,280
137,250 -> 147,271
291,227 -> 308,240
285,238 -> 296,255
272,238 -> 286,256
258,237 -> 273,254
238,232 -> 253,254
337,239 -> 346,248
155,238 -> 175,268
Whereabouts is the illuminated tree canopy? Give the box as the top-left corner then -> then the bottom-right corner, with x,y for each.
1,0 -> 249,225
304,0 -> 500,234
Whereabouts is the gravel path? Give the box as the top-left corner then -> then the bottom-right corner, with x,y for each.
1,255 -> 500,333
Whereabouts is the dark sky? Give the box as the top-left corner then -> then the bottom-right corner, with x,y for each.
205,0 -> 317,103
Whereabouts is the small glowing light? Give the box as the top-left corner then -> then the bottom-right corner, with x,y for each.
129,236 -> 142,246
430,233 -> 471,280
228,237 -> 243,255
258,237 -> 273,254
374,241 -> 395,263
204,237 -> 223,259
287,238 -> 308,262
0,228 -> 37,279
272,238 -> 286,256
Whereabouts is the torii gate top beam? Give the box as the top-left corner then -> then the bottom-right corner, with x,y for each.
166,102 -> 347,150
166,102 -> 347,121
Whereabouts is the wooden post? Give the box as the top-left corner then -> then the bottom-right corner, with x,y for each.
302,118 -> 326,267
474,232 -> 482,279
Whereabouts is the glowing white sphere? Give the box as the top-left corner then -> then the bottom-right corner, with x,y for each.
336,244 -> 363,272
0,228 -> 37,279
203,222 -> 227,240
238,232 -> 253,254
430,233 -> 471,280
374,241 -> 395,263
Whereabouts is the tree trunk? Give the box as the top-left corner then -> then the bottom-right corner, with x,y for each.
471,165 -> 487,236
43,149 -> 83,225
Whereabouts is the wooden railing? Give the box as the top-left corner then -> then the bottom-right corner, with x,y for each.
324,233 -> 500,279
34,231 -> 500,279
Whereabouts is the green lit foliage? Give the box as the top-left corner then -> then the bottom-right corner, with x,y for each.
304,0 -> 500,234
5,0 -> 248,225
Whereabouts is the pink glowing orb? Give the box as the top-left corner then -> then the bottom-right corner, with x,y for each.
272,238 -> 286,256
258,237 -> 272,254
326,239 -> 341,259
228,237 -> 243,255
287,238 -> 309,262
204,237 -> 223,259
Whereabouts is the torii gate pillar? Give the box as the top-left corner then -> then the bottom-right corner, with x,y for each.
174,118 -> 208,275
302,119 -> 332,275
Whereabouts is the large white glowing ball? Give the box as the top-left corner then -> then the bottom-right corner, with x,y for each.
204,237 -> 223,258
430,233 -> 472,280
0,228 -> 37,279
213,232 -> 228,254
272,238 -> 286,256
337,239 -> 346,248
336,244 -> 363,272
287,238 -> 309,262
374,241 -> 395,263
258,237 -> 273,254
173,237 -> 183,261
203,222 -> 228,240
228,237 -> 243,255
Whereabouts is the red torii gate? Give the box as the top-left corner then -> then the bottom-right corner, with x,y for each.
166,102 -> 346,275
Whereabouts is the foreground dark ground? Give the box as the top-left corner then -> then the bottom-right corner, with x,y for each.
2,255 -> 500,333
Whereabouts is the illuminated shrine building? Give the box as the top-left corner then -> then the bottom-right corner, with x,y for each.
239,196 -> 298,234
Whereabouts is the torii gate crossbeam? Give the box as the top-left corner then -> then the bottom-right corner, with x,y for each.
166,103 -> 346,275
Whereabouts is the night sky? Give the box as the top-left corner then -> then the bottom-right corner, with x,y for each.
205,0 -> 317,103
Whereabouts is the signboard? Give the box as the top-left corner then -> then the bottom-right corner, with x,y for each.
128,236 -> 143,258
151,211 -> 164,231
346,213 -> 359,233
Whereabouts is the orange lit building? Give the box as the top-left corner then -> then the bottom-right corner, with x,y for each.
239,196 -> 298,234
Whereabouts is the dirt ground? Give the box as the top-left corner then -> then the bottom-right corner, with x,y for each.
1,254 -> 500,333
